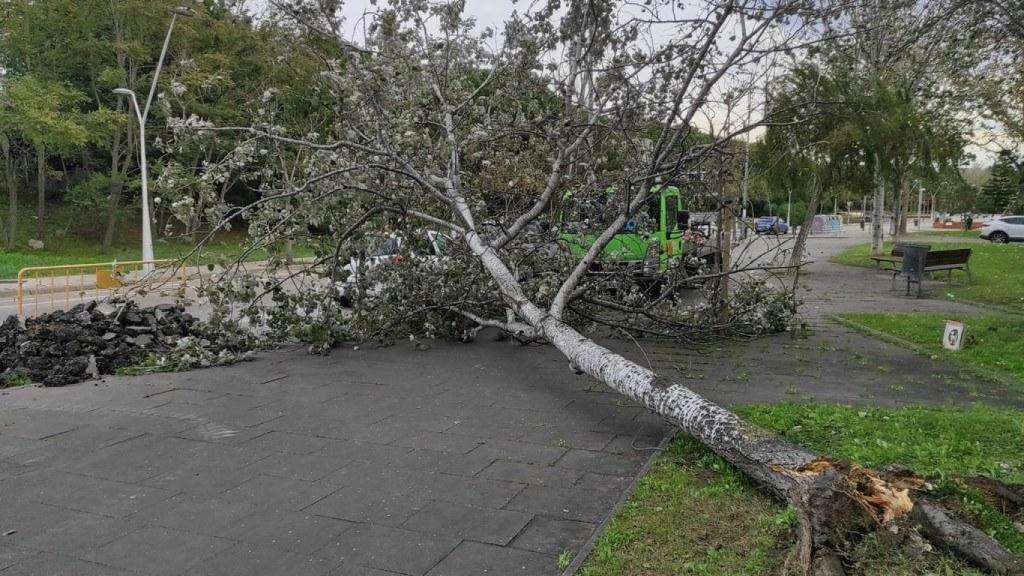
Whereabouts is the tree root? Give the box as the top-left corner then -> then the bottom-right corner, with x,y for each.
776,459 -> 1023,575
913,499 -> 1024,575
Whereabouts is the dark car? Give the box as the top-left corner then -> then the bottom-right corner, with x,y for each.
755,216 -> 789,235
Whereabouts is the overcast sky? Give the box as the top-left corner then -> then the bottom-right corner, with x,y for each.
241,0 -> 1001,165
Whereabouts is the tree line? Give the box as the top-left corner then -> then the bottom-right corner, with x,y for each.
0,0 -> 329,249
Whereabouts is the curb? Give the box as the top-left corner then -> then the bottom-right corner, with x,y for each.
828,314 -> 1024,392
562,429 -> 676,576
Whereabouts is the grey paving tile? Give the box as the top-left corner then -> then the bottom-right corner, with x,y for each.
6,470 -> 175,518
467,440 -> 567,466
0,552 -> 140,576
509,516 -> 596,555
479,460 -> 583,488
392,431 -> 483,454
327,564 -> 404,576
0,410 -> 90,440
504,485 -> 620,523
245,431 -> 330,454
0,435 -> 46,459
384,448 -> 497,476
402,500 -> 532,545
244,451 -> 351,481
602,433 -> 665,454
129,493 -> 259,536
10,509 -> 139,557
217,509 -> 354,555
316,438 -> 413,464
0,544 -> 36,572
0,459 -> 32,480
318,524 -> 460,576
0,498 -> 71,535
555,449 -> 642,476
220,474 -> 340,511
410,472 -> 524,509
573,472 -> 633,492
140,462 -> 255,496
182,542 -> 337,576
173,422 -> 268,445
424,541 -> 559,576
84,526 -> 234,576
304,482 -> 426,526
518,425 -> 614,451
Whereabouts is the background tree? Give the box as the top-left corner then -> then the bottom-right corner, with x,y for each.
978,152 -> 1021,213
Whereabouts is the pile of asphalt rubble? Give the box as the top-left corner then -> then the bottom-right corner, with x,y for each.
0,300 -> 200,387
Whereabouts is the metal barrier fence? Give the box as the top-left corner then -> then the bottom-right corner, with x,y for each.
16,259 -> 186,317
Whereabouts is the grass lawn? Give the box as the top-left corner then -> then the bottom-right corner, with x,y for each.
839,313 -> 1024,385
580,403 -> 1024,575
905,229 -> 983,238
830,241 -> 1024,312
0,234 -> 313,279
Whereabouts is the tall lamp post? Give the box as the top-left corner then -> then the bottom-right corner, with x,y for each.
113,6 -> 193,273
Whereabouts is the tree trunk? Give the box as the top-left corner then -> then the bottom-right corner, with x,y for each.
463,227 -> 1023,575
35,142 -> 45,241
1,135 -> 16,249
871,154 -> 885,256
790,176 -> 822,266
892,173 -> 907,241
103,124 -> 125,248
898,176 -> 910,236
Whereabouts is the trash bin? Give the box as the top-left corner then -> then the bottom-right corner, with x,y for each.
899,243 -> 930,297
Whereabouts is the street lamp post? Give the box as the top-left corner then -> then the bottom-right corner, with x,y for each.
112,89 -> 154,271
113,6 -> 192,273
786,188 -> 792,226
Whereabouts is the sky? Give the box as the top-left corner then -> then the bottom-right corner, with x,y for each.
241,0 -> 1000,165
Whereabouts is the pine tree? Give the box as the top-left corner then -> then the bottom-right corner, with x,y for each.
978,153 -> 1020,213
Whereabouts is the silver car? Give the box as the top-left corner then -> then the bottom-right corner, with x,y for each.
979,215 -> 1024,243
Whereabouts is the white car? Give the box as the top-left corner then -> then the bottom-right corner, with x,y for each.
979,216 -> 1024,243
335,232 -> 450,306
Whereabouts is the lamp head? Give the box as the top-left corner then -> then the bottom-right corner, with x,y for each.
112,88 -> 134,97
173,6 -> 195,16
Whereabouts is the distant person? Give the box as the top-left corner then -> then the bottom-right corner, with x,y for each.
860,217 -> 865,230
965,214 -> 973,231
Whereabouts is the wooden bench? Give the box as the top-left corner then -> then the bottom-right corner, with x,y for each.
891,248 -> 972,296
869,244 -> 924,271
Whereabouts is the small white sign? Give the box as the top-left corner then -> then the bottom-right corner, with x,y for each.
943,320 -> 965,351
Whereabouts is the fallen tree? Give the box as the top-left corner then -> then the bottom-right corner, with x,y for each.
160,0 -> 1022,572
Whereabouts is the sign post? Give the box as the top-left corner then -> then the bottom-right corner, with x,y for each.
943,320 -> 965,351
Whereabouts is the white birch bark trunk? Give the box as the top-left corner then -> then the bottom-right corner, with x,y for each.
465,231 -> 816,499
871,154 -> 885,256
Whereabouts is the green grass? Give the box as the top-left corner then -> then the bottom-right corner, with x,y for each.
830,241 -> 1024,311
581,403 -> 1023,575
0,234 -> 313,279
579,435 -> 791,576
743,403 -> 1024,556
840,312 -> 1024,384
906,229 -> 983,238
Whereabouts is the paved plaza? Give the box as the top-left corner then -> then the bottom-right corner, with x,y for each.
1,233 -> 1021,575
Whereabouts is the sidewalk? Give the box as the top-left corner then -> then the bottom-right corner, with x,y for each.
0,230 -> 1019,576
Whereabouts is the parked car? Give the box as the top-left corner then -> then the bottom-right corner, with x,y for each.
979,215 -> 1024,243
335,232 -> 450,306
755,216 -> 789,235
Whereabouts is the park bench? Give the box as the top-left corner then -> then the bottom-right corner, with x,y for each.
891,247 -> 972,297
869,243 -> 923,271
